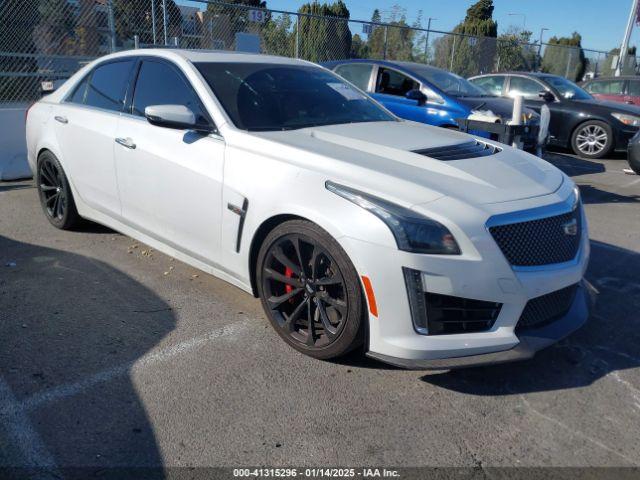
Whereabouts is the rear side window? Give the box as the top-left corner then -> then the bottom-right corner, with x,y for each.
84,60 -> 135,112
334,64 -> 373,91
472,76 -> 505,96
131,60 -> 210,126
508,76 -> 543,99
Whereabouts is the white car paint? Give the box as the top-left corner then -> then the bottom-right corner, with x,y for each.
26,49 -> 590,368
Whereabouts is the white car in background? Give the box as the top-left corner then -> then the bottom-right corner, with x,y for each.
26,50 -> 591,369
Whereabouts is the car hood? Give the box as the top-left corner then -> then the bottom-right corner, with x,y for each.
247,121 -> 563,207
573,98 -> 640,115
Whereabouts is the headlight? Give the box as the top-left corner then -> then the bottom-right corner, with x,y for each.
612,112 -> 640,127
326,181 -> 461,254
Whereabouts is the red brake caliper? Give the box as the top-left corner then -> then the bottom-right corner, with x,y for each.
284,267 -> 294,297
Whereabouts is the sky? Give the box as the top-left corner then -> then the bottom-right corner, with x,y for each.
177,0 -> 638,53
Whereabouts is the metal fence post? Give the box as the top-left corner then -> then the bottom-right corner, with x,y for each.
424,33 -> 429,63
173,36 -> 179,47
151,0 -> 157,45
134,35 -> 140,49
383,26 -> 388,60
565,49 -> 574,79
107,0 -> 116,52
162,0 -> 168,46
295,14 -> 300,58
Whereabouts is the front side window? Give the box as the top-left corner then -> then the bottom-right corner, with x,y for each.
375,67 -> 419,97
195,62 -> 395,131
131,60 -> 210,127
84,60 -> 134,111
508,76 -> 544,99
334,63 -> 373,91
471,76 -> 505,96
542,76 -> 592,100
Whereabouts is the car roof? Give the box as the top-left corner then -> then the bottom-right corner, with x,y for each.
94,48 -> 313,66
586,75 -> 639,81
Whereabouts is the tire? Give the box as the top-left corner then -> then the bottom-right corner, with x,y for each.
571,120 -> 613,159
36,151 -> 81,230
256,220 -> 365,360
630,156 -> 640,175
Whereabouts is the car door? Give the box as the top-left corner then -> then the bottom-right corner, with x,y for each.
53,59 -> 136,216
114,58 -> 224,265
371,67 -> 431,121
506,75 -> 564,138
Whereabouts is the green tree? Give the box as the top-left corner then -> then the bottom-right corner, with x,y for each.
367,9 -> 386,59
350,33 -> 369,58
34,0 -> 76,54
541,32 -> 586,81
365,6 -> 417,61
496,27 -> 538,72
113,0 -> 182,46
433,0 -> 498,76
0,0 -> 41,102
296,1 -> 351,62
263,13 -> 294,57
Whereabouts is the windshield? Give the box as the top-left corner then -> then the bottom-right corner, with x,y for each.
408,65 -> 491,97
195,62 -> 396,131
543,76 -> 592,100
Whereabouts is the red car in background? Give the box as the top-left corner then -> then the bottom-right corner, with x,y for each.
582,76 -> 640,106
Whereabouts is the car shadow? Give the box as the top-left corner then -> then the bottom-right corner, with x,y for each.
543,151 -> 606,176
578,184 -> 640,204
420,240 -> 640,395
0,235 -> 173,479
0,182 -> 35,193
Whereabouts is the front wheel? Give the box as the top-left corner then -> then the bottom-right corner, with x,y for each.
571,121 -> 613,159
256,220 -> 365,360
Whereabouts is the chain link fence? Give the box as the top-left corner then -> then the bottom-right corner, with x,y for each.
1,0 -> 636,104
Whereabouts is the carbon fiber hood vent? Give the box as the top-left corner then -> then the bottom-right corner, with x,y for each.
414,140 -> 501,161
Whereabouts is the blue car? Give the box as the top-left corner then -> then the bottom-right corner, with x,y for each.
322,59 -> 538,141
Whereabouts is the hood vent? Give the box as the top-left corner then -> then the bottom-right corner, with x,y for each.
414,140 -> 501,161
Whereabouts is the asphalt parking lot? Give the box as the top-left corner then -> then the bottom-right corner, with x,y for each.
1,151 -> 639,475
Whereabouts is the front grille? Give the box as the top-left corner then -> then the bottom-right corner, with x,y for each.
425,293 -> 502,335
489,208 -> 582,267
414,140 -> 501,161
516,284 -> 578,333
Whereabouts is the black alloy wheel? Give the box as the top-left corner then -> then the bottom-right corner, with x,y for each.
257,220 -> 364,359
36,151 -> 80,229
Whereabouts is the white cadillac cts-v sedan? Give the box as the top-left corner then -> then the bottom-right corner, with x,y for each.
26,49 -> 591,369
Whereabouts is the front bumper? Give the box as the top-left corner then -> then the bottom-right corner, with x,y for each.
367,280 -> 593,370
338,183 -> 591,370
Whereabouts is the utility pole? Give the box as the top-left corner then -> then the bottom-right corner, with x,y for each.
538,27 -> 549,71
616,0 -> 640,76
424,17 -> 436,63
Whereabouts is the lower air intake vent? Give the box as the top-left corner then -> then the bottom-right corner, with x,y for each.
414,140 -> 501,161
516,284 -> 578,333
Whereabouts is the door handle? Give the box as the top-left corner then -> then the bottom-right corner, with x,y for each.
54,116 -> 68,124
115,137 -> 136,149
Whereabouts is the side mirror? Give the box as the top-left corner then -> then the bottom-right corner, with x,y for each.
406,89 -> 427,106
145,104 -> 212,132
539,90 -> 555,103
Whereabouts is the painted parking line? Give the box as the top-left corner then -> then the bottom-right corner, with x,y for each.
0,377 -> 61,475
0,319 -> 251,417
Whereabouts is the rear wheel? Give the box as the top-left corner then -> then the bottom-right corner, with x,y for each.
571,121 -> 613,159
36,151 -> 80,230
256,220 -> 364,360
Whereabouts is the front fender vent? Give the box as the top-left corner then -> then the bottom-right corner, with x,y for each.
414,140 -> 501,161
